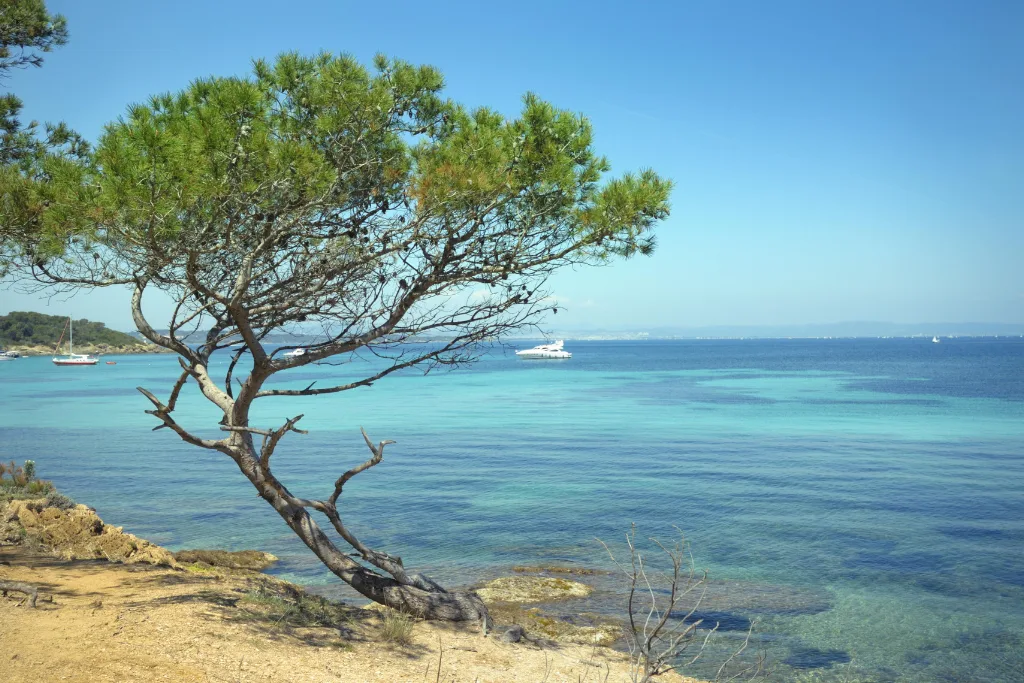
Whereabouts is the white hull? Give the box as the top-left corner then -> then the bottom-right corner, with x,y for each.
515,340 -> 571,359
0,356 -> 14,362
515,350 -> 572,359
53,357 -> 98,366
52,318 -> 97,365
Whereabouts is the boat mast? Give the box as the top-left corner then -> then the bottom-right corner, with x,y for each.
54,318 -> 69,356
69,318 -> 73,355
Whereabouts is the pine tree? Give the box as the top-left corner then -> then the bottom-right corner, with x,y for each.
0,0 -> 91,273
15,52 -> 672,623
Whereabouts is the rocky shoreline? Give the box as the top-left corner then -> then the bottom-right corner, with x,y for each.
0,497 -> 702,682
4,343 -> 171,356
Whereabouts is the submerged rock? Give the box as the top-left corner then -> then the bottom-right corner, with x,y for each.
512,565 -> 601,576
477,576 -> 593,603
174,549 -> 278,571
691,579 -> 833,616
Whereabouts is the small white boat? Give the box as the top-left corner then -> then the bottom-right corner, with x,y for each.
932,336 -> 940,344
52,318 -> 98,366
515,340 -> 572,359
0,354 -> 14,362
282,347 -> 306,358
53,354 -> 99,366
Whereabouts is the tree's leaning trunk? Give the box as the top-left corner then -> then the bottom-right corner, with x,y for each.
231,442 -> 489,627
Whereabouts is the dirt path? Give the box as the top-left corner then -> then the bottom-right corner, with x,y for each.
0,545 -> 697,683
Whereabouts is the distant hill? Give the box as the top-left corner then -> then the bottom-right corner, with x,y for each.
0,312 -> 145,349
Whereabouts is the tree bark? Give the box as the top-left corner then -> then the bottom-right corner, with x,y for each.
0,580 -> 39,607
232,441 -> 489,627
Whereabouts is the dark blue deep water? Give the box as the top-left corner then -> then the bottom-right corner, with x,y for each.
2,338 -> 1022,681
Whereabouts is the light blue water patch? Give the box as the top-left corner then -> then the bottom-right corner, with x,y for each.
1,338 -> 1022,681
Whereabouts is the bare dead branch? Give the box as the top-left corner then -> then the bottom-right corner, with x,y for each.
330,427 -> 395,507
599,526 -> 764,683
0,581 -> 39,608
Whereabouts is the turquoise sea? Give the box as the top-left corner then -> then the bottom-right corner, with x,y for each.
2,338 -> 1023,681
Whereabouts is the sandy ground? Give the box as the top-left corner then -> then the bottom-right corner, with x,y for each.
0,545 -> 698,683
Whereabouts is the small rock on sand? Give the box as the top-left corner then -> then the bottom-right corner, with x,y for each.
500,625 -> 525,643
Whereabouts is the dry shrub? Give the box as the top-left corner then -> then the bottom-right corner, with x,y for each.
378,609 -> 415,646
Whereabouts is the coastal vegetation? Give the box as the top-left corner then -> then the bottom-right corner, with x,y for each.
0,458 -> 73,509
8,50 -> 671,625
0,310 -> 144,349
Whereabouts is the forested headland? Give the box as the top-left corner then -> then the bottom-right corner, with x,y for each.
0,311 -> 147,350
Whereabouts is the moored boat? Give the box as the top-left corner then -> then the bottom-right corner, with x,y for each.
52,318 -> 98,366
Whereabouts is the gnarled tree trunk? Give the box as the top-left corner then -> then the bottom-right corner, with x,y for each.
230,436 -> 488,625
135,339 -> 490,627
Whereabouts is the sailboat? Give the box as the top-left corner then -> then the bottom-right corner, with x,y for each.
932,336 -> 940,344
52,318 -> 98,366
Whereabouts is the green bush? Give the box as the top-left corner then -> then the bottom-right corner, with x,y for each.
44,491 -> 76,510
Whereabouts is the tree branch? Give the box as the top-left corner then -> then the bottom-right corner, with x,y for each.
330,427 -> 395,507
137,386 -> 227,450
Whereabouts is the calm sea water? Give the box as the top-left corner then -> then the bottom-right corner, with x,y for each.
2,338 -> 1022,681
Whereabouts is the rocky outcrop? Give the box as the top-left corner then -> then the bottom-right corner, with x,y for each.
1,499 -> 176,567
173,549 -> 278,570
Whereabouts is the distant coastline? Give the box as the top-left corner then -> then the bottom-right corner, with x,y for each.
0,312 -> 158,355
5,343 -> 170,356
510,333 -> 1024,341
508,321 -> 1024,341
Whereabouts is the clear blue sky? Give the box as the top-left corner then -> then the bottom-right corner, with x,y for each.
2,0 -> 1022,331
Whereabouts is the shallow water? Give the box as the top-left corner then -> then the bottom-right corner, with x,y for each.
1,338 -> 1022,681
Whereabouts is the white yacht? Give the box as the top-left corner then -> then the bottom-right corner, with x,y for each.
282,347 -> 306,358
52,318 -> 98,366
932,336 -> 940,344
515,340 -> 571,359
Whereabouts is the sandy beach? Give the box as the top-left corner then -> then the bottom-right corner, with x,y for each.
0,502 -> 699,683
